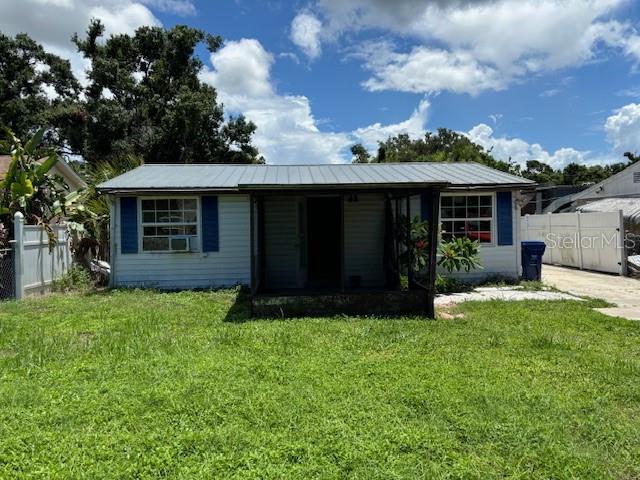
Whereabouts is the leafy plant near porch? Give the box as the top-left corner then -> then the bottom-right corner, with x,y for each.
0,128 -> 87,248
396,214 -> 482,276
438,236 -> 482,273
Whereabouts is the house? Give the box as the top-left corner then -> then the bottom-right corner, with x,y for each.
544,160 -> 640,213
0,154 -> 87,192
521,184 -> 586,215
97,162 -> 534,316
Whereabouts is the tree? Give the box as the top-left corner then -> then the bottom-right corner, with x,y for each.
351,144 -> 371,163
353,129 -> 520,174
72,20 -> 260,166
522,160 -> 563,184
0,33 -> 80,148
561,162 -> 628,186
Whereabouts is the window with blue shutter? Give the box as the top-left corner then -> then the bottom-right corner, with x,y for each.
201,196 -> 219,252
120,197 -> 138,254
496,191 -> 513,246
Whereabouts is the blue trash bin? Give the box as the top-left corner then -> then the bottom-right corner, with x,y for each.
521,241 -> 546,281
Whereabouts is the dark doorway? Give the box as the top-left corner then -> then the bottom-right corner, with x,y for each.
307,196 -> 341,289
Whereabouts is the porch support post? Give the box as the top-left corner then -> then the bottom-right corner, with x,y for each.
426,189 -> 441,318
406,195 -> 413,288
249,194 -> 256,292
395,198 -> 400,285
340,194 -> 345,293
257,195 -> 266,293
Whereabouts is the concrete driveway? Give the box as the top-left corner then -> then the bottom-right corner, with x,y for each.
542,264 -> 640,321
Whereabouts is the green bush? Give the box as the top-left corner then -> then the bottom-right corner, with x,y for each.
52,265 -> 93,293
437,236 -> 482,273
435,275 -> 468,294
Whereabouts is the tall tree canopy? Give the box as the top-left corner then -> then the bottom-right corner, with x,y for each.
72,20 -> 260,165
351,129 -> 519,174
0,33 -> 80,148
353,130 -> 638,186
522,159 -> 634,186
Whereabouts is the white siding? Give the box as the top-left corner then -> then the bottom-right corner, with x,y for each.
113,194 -> 250,289
344,193 -> 385,288
410,191 -> 520,281
264,196 -> 300,289
574,161 -> 640,202
111,189 -> 522,289
442,191 -> 520,281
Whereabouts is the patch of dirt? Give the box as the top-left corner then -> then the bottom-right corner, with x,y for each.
436,304 -> 465,320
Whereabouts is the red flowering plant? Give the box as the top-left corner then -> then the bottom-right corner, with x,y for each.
396,214 -> 429,273
396,214 -> 482,279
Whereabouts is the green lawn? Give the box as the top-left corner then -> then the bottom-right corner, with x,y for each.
1,290 -> 639,479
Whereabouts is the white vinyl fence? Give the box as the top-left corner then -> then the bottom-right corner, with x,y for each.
521,211 -> 627,275
12,212 -> 72,298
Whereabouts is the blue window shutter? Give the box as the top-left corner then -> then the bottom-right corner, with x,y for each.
201,196 -> 219,252
496,191 -> 513,246
120,197 -> 138,254
420,193 -> 430,221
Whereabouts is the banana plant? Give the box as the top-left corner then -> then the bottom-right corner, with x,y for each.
0,127 -> 84,249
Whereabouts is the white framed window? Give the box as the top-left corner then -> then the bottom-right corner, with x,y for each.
140,198 -> 199,252
440,194 -> 493,244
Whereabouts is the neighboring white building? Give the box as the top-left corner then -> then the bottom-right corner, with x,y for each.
544,161 -> 640,213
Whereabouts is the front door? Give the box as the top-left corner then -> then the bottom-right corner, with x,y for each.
306,196 -> 341,289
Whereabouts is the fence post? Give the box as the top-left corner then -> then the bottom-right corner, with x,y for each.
13,212 -> 24,300
576,212 -> 584,270
547,212 -> 553,264
619,209 -> 627,276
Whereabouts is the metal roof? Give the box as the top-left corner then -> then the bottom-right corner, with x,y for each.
97,162 -> 534,192
577,198 -> 640,224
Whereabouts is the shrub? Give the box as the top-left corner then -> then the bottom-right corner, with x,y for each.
52,265 -> 93,293
437,237 -> 482,273
435,275 -> 468,294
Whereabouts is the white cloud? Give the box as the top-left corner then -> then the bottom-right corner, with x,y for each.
604,103 -> 640,153
201,39 -> 274,97
0,0 -> 161,48
290,13 -> 323,60
353,99 -> 429,150
305,0 -> 639,95
356,42 -> 504,95
201,38 -> 433,164
540,89 -> 561,98
140,0 -> 195,15
201,38 -> 351,164
201,37 -> 626,167
0,0 -> 163,85
467,123 -> 591,169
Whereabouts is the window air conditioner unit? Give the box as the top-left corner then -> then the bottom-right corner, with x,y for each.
171,236 -> 190,252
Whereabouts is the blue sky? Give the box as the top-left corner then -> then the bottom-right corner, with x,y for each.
2,0 -> 640,167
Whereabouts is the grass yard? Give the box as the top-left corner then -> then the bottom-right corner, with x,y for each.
1,290 -> 639,479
